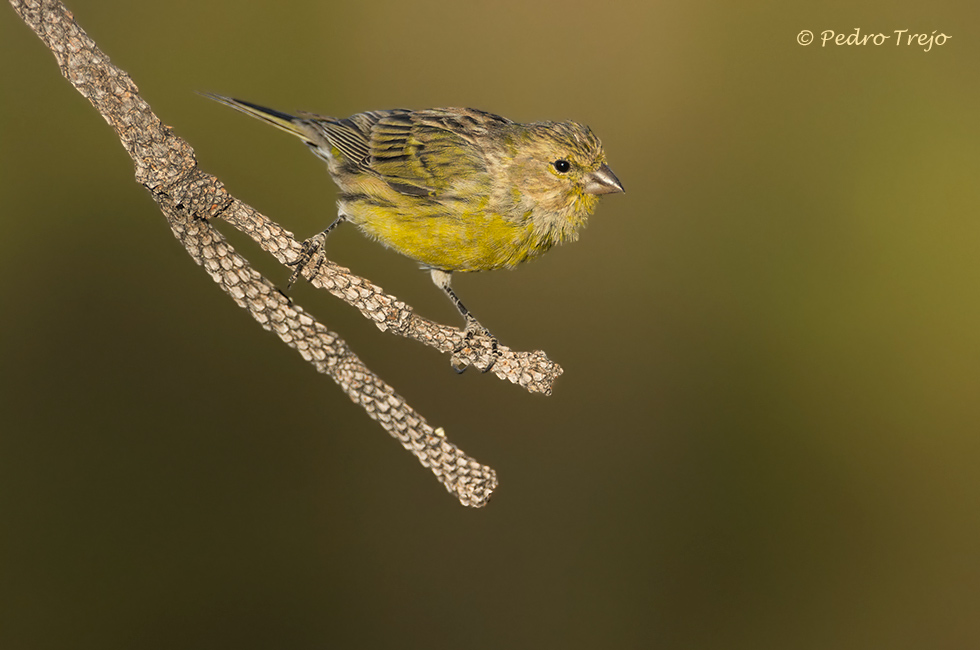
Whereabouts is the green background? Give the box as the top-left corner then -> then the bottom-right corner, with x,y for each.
3,1 -> 979,647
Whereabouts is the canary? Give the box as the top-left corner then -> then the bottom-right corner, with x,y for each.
204,94 -> 623,363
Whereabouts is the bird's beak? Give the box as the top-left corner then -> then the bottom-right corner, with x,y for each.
584,163 -> 625,195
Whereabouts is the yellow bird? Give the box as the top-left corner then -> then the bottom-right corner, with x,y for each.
204,94 -> 623,365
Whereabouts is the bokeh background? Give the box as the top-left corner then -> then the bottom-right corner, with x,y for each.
3,0 -> 979,647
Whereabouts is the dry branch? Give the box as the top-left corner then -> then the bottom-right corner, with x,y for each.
10,0 -> 567,506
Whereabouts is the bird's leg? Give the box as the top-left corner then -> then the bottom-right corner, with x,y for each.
287,213 -> 347,288
429,269 -> 499,373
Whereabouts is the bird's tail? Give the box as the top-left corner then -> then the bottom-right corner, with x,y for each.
200,92 -> 312,141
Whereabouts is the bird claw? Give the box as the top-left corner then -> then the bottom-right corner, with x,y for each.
287,233 -> 327,288
451,319 -> 499,374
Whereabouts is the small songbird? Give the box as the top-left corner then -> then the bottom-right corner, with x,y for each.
203,94 -> 623,367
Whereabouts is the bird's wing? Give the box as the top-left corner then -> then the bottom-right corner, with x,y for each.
365,109 -> 507,197
314,110 -> 391,170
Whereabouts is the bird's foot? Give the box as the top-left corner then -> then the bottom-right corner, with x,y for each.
451,318 -> 499,374
286,233 -> 327,289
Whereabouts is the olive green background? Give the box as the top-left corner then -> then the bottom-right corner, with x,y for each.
2,1 -> 979,648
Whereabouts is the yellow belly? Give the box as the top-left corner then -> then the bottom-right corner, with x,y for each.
345,200 -> 546,272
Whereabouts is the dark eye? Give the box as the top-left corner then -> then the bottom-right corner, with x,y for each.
553,159 -> 571,173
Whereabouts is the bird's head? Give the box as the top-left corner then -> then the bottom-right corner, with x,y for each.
503,120 -> 623,242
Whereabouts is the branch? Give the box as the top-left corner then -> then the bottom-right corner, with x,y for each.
10,0 -> 565,506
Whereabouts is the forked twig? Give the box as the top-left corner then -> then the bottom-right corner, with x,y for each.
10,0 -> 567,506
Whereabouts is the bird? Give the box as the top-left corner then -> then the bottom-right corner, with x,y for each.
203,93 -> 624,369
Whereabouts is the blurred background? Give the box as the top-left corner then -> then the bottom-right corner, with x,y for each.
2,0 -> 979,647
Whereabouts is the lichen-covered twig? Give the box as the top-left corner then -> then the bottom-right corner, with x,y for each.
10,0 -> 565,506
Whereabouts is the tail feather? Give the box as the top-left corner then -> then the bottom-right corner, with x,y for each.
200,92 -> 311,141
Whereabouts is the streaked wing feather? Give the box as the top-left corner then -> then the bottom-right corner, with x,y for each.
303,110 -> 397,168
367,109 -> 501,196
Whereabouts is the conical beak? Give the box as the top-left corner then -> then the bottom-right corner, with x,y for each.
584,163 -> 625,195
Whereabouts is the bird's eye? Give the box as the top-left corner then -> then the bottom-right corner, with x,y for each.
553,159 -> 571,173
